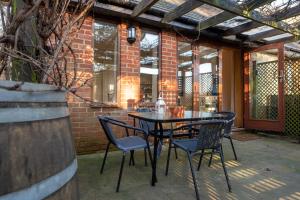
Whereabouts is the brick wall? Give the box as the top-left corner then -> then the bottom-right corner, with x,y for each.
67,18 -> 179,154
119,23 -> 141,109
160,31 -> 178,106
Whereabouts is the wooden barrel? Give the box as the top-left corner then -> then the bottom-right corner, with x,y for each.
0,81 -> 79,200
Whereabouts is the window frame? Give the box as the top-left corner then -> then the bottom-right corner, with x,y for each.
92,19 -> 120,107
176,39 -> 194,109
139,27 -> 161,103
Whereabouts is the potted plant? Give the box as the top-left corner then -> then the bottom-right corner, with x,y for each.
0,0 -> 94,199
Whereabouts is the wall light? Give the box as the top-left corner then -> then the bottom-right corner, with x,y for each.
127,25 -> 136,44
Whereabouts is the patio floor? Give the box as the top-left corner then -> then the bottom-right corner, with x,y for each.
77,132 -> 300,200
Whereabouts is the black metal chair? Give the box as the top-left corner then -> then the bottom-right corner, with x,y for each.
97,116 -> 152,192
136,108 -> 193,169
165,121 -> 231,200
207,112 -> 237,167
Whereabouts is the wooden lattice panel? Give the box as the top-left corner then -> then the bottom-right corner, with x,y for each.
284,59 -> 300,136
199,73 -> 213,96
199,73 -> 218,111
253,61 -> 278,120
181,76 -> 193,110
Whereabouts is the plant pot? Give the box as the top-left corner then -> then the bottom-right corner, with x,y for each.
0,80 -> 79,200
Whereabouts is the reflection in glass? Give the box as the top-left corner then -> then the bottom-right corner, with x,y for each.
177,42 -> 193,110
93,21 -> 118,103
199,46 -> 219,112
249,49 -> 279,120
140,30 -> 159,102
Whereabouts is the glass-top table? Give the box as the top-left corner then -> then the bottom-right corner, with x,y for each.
128,111 -> 226,186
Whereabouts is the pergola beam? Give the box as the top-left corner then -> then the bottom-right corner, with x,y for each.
131,0 -> 159,18
245,29 -> 284,41
222,21 -> 261,36
195,0 -> 300,37
266,4 -> 300,21
242,0 -> 276,10
265,35 -> 296,44
94,2 -> 242,47
196,11 -> 235,31
162,0 -> 204,23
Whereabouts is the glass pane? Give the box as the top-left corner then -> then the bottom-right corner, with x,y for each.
140,30 -> 159,102
249,49 -> 279,120
199,46 -> 219,112
177,41 -> 193,110
92,21 -> 118,103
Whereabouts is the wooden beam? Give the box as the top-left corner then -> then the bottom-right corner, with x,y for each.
94,3 -> 242,48
246,29 -> 284,41
162,0 -> 204,23
222,21 -> 261,36
195,0 -> 300,37
265,35 -> 296,44
267,5 -> 300,21
94,2 -> 196,31
131,0 -> 159,18
197,11 -> 235,31
242,0 -> 276,10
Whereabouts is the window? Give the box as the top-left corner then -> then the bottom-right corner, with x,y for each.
177,41 -> 193,110
93,21 -> 118,103
140,30 -> 159,102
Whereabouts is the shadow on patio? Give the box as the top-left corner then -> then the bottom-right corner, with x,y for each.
78,132 -> 300,200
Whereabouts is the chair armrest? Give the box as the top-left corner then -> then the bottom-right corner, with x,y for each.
103,116 -> 127,124
106,119 -> 148,138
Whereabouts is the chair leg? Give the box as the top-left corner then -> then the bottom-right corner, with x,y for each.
208,149 -> 214,167
100,143 -> 110,174
116,152 -> 126,192
187,152 -> 200,200
197,150 -> 204,171
219,148 -> 232,192
165,139 -> 172,176
144,148 -> 148,166
129,150 -> 135,166
229,136 -> 238,160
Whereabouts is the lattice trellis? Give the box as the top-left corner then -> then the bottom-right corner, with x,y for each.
178,76 -> 183,96
284,59 -> 300,136
199,73 -> 213,96
199,73 -> 218,111
252,61 -> 278,120
181,76 -> 193,110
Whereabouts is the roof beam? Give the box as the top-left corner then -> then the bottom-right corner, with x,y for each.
196,11 -> 235,31
242,0 -> 276,10
222,21 -> 261,36
131,0 -> 159,18
195,0 -> 300,37
245,29 -> 284,41
265,35 -> 295,44
94,2 -> 242,47
162,0 -> 204,23
267,4 -> 300,21
95,2 -> 195,31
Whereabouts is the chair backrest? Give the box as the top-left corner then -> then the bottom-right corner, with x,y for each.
136,108 -> 154,134
97,116 -> 118,145
195,120 -> 225,150
218,112 -> 236,135
136,107 -> 152,112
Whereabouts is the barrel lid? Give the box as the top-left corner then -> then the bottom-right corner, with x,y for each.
0,80 -> 65,92
0,81 -> 67,103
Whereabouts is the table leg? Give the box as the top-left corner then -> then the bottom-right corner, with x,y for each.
133,118 -> 136,135
151,122 -> 158,186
